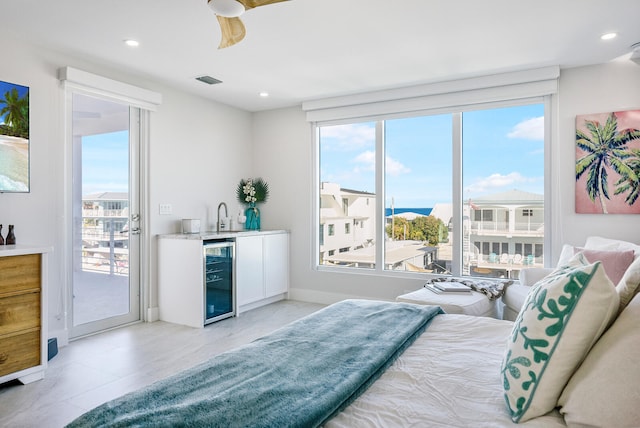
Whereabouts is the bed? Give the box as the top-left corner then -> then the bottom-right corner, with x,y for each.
327,312 -> 565,428
67,243 -> 640,428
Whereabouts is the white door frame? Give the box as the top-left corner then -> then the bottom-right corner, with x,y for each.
60,67 -> 160,339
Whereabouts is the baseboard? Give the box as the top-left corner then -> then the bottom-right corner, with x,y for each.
147,306 -> 159,322
288,288 -> 383,305
238,294 -> 286,315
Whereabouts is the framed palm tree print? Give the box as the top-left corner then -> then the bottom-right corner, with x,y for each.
575,110 -> 640,214
0,79 -> 29,193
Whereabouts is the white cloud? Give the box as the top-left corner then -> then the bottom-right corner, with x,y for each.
465,172 -> 539,194
385,156 -> 411,176
353,150 -> 375,172
508,116 -> 544,140
321,123 -> 375,150
351,151 -> 411,176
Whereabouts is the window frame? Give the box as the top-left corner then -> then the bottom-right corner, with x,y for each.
312,95 -> 552,277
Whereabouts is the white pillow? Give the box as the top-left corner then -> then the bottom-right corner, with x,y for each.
556,244 -> 575,266
518,267 -> 553,287
584,236 -> 640,257
617,256 -> 640,314
501,253 -> 619,422
559,293 -> 640,427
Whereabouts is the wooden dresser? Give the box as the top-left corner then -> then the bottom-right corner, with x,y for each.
0,245 -> 51,385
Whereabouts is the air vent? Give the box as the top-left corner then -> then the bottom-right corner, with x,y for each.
195,75 -> 223,85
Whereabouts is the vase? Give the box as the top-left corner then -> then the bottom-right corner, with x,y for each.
245,204 -> 260,230
0,224 -> 4,245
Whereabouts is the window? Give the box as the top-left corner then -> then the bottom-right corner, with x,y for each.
328,224 -> 335,236
316,101 -> 547,277
345,223 -> 350,234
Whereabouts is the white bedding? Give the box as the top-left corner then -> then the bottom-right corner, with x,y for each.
327,314 -> 566,427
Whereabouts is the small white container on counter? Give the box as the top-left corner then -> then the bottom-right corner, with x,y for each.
182,219 -> 201,234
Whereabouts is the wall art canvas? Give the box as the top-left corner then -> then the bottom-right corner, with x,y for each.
0,79 -> 29,192
575,110 -> 640,214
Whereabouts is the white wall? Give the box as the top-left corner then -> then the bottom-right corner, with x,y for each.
254,60 -> 640,305
556,61 -> 640,246
0,33 -> 253,343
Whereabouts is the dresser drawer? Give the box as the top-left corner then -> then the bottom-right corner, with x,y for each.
0,292 -> 40,336
0,329 -> 41,377
0,254 -> 41,296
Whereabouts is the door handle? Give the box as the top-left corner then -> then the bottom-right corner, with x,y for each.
131,227 -> 141,235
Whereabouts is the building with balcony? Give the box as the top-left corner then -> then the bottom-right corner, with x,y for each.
465,189 -> 544,278
319,182 -> 376,265
80,192 -> 129,275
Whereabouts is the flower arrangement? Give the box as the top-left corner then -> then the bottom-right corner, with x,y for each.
236,178 -> 269,206
236,178 -> 269,230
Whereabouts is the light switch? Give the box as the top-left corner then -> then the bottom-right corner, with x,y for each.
159,203 -> 172,215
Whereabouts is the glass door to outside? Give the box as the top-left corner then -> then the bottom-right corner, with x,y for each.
70,93 -> 141,338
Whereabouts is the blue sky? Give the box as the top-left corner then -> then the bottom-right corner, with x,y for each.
82,131 -> 129,195
320,103 -> 544,208
0,80 -> 29,125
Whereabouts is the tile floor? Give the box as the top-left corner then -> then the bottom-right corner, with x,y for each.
0,300 -> 325,428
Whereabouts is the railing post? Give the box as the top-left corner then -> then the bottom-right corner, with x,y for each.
109,219 -> 115,275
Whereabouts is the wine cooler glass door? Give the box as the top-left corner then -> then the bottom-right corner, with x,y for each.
203,241 -> 235,324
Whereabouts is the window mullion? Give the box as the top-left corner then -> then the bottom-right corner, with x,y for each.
452,112 -> 462,276
375,120 -> 385,272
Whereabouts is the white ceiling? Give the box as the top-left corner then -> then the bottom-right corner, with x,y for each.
2,0 -> 640,112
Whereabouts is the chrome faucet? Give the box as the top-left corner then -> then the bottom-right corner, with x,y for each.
217,202 -> 228,233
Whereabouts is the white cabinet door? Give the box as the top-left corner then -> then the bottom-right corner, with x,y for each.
235,235 -> 265,306
158,239 -> 204,328
264,233 -> 289,297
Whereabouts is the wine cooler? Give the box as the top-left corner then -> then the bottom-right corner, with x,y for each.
203,239 -> 235,324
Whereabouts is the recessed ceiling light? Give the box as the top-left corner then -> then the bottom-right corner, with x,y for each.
124,39 -> 140,47
259,92 -> 269,98
601,33 -> 617,41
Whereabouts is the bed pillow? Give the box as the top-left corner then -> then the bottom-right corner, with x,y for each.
584,236 -> 640,257
518,267 -> 553,287
558,292 -> 640,426
501,253 -> 619,423
616,256 -> 640,314
556,245 -> 635,285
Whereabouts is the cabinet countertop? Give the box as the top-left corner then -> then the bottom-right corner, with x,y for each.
0,245 -> 53,257
158,229 -> 288,241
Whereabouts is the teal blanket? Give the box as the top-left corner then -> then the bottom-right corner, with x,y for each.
67,299 -> 443,428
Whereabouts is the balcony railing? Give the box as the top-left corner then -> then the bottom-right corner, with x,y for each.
82,208 -> 128,217
79,216 -> 129,276
469,220 -> 544,236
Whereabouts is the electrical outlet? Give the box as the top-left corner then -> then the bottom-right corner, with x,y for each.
159,203 -> 172,215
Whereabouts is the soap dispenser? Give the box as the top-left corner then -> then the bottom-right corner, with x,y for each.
237,209 -> 247,229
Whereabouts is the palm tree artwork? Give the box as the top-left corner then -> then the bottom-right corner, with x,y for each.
0,86 -> 29,139
575,110 -> 640,214
0,80 -> 30,192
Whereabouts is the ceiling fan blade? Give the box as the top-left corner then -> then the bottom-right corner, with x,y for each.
216,15 -> 246,49
237,0 -> 289,11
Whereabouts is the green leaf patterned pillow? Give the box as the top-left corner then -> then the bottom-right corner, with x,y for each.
501,253 -> 619,422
